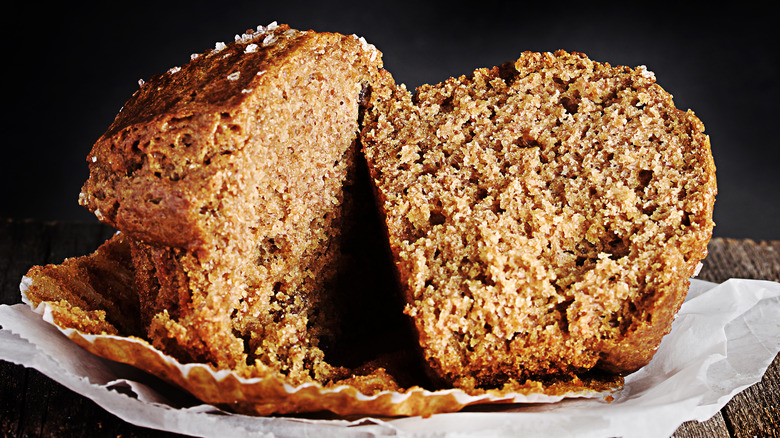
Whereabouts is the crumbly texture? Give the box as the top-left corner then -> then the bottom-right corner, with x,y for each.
23,235 -> 621,417
360,51 -> 716,389
22,233 -> 142,337
79,24 -> 384,384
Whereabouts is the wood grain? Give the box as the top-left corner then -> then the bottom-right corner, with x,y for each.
680,238 -> 780,438
1,219 -> 778,437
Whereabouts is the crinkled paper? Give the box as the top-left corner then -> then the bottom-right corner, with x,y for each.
1,278 -> 779,438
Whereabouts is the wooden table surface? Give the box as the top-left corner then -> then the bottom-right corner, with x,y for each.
1,219 -> 778,437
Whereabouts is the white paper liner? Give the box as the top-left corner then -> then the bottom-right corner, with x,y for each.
2,278 -> 780,437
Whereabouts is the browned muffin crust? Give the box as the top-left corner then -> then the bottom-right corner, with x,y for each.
79,23 -> 384,384
80,24 -> 379,251
360,51 -> 716,389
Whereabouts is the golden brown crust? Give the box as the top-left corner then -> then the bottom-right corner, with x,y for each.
79,24 -> 379,250
360,50 -> 716,388
78,23 -> 385,383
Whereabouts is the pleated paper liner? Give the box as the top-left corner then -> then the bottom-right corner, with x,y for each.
20,233 -> 620,417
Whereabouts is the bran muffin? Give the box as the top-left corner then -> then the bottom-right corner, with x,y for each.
78,23 -> 384,384
360,50 -> 716,389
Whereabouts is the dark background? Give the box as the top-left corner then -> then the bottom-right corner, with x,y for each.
3,1 -> 777,240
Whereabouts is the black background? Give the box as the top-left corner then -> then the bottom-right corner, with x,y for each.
3,1 -> 777,239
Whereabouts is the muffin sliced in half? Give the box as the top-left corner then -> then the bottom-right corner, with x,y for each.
360,50 -> 716,389
79,23 -> 383,384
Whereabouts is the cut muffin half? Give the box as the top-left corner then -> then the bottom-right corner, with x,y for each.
79,23 -> 384,384
360,50 -> 716,389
